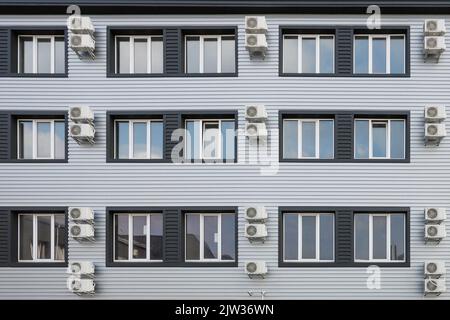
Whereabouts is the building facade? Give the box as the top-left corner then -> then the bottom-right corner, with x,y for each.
0,0 -> 449,299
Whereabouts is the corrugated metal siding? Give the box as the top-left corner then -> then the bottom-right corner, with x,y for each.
0,14 -> 449,299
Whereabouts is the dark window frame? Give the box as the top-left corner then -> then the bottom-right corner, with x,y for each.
8,207 -> 68,267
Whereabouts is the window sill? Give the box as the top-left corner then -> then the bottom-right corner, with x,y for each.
279,158 -> 410,163
106,158 -> 169,163
3,159 -> 68,163
9,261 -> 67,267
181,73 -> 238,78
279,261 -> 410,268
106,261 -> 238,267
6,73 -> 68,78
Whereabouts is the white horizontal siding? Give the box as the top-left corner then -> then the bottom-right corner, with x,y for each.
0,14 -> 450,299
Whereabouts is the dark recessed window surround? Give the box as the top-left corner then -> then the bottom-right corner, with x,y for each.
279,207 -> 410,268
106,207 -> 238,267
279,110 -> 410,163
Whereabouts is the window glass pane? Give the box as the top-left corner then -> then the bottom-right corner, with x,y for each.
302,38 -> 316,73
221,36 -> 235,73
117,37 -> 130,73
186,214 -> 200,260
372,38 -> 386,74
114,215 -> 129,260
186,120 -> 200,160
319,214 -> 334,260
150,121 -> 163,159
186,36 -> 200,73
283,36 -> 298,73
133,122 -> 147,159
37,122 -> 51,158
19,120 -> 33,159
390,36 -> 405,74
203,122 -> 219,159
390,214 -> 405,261
373,216 -> 387,259
221,120 -> 235,161
37,38 -> 51,73
151,37 -> 164,73
319,120 -> 333,159
302,216 -> 316,259
54,121 -> 65,159
372,122 -> 387,158
221,214 -> 235,260
116,121 -> 129,159
204,38 -> 218,73
132,216 -> 147,259
354,36 -> 369,73
390,120 -> 405,159
150,214 -> 163,260
37,216 -> 51,259
302,121 -> 316,157
320,36 -> 334,73
204,215 -> 218,259
19,37 -> 33,73
134,38 -> 148,74
19,215 -> 33,260
355,120 -> 369,158
54,214 -> 65,261
54,37 -> 65,73
284,214 -> 298,260
283,120 -> 298,159
355,214 -> 369,260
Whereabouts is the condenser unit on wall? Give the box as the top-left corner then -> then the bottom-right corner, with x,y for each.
425,105 -> 446,123
424,278 -> 446,296
245,261 -> 268,279
424,207 -> 446,223
68,16 -> 95,35
245,223 -> 267,242
245,122 -> 268,138
424,261 -> 446,278
70,33 -> 95,59
425,223 -> 446,243
69,207 -> 94,223
245,16 -> 268,34
424,19 -> 446,36
424,36 -> 446,54
67,261 -> 95,277
245,34 -> 268,55
70,123 -> 95,144
69,106 -> 94,124
424,123 -> 446,146
245,105 -> 267,122
244,206 -> 267,222
69,223 -> 95,241
67,276 -> 95,295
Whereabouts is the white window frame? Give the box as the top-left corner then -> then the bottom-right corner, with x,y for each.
354,213 -> 406,263
17,119 -> 64,160
185,213 -> 235,262
354,118 -> 405,159
18,213 -> 64,262
113,119 -> 163,160
283,213 -> 335,263
114,35 -> 163,74
184,35 -> 235,73
17,35 -> 64,74
112,213 -> 163,262
283,119 -> 334,159
283,34 -> 335,73
353,34 -> 405,74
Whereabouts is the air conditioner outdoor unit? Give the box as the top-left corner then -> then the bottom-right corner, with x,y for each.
424,261 -> 446,278
67,16 -> 95,35
245,223 -> 267,241
424,19 -> 446,36
425,105 -> 446,123
245,105 -> 267,121
244,206 -> 267,222
245,122 -> 268,138
69,223 -> 94,240
245,34 -> 268,53
245,261 -> 268,278
425,207 -> 446,223
70,33 -> 95,52
67,261 -> 95,277
425,123 -> 446,144
70,123 -> 95,144
424,36 -> 446,54
67,276 -> 95,295
69,106 -> 94,123
245,16 -> 268,34
69,207 -> 94,222
424,278 -> 446,296
425,224 -> 446,241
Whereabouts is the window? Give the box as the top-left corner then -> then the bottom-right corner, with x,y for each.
354,35 -> 405,74
18,35 -> 65,74
17,119 -> 66,160
185,119 -> 235,161
115,36 -> 164,74
114,120 -> 163,159
354,119 -> 405,159
113,213 -> 163,261
185,213 -> 235,262
185,35 -> 236,74
354,213 -> 405,262
283,35 -> 334,73
18,213 -> 66,262
283,119 -> 334,159
283,213 -> 334,262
